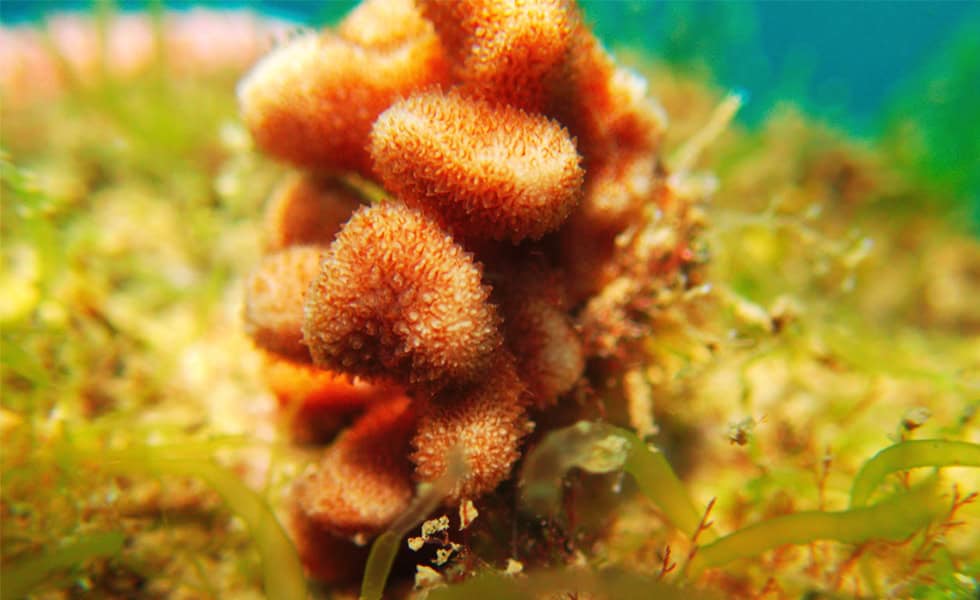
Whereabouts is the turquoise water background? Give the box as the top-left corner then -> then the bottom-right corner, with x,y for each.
4,0 -> 979,223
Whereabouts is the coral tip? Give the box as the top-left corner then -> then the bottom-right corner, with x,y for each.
370,91 -> 584,242
419,0 -> 576,111
238,27 -> 448,176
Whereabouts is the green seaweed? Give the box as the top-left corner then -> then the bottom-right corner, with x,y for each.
521,423 -> 977,586
361,448 -> 468,600
849,440 -> 980,507
0,531 -> 126,600
883,14 -> 980,227
425,566 -> 710,600
519,421 -> 703,538
687,474 -> 947,575
102,445 -> 307,600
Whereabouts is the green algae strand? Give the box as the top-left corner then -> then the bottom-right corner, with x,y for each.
688,475 -> 947,575
849,439 -> 980,507
519,421 -> 704,538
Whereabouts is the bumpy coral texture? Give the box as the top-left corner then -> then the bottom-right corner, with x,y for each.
418,0 -> 576,111
303,202 -> 501,388
370,91 -> 584,242
243,245 -> 323,361
411,356 -> 527,502
550,28 -> 666,167
338,0 -> 434,49
296,395 -> 417,539
495,263 -> 584,407
263,174 -> 362,252
238,0 -> 448,175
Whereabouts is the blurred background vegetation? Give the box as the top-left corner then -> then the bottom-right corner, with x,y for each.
5,0 -> 979,228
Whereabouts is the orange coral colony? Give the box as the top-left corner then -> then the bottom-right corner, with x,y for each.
239,0 -> 703,584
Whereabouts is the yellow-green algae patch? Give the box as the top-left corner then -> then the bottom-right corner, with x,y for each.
2,16 -> 295,597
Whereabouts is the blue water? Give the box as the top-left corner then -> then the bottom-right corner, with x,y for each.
589,2 -> 980,131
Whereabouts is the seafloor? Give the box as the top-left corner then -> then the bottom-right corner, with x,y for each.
1,8 -> 978,600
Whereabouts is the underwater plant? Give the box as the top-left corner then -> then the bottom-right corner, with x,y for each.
1,1 -> 978,599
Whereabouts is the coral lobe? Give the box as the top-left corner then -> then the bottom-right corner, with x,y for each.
303,203 -> 501,388
370,91 -> 584,242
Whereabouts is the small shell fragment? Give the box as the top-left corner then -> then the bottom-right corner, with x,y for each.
458,499 -> 479,530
